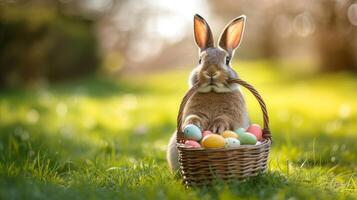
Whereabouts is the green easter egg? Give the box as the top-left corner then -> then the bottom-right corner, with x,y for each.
183,124 -> 202,141
235,127 -> 246,135
239,132 -> 257,145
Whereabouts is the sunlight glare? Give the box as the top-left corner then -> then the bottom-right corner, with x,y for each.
147,0 -> 210,42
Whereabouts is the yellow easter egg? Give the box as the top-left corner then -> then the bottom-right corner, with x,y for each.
202,134 -> 225,149
221,130 -> 239,139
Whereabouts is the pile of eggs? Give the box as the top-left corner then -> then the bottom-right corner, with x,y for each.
183,124 -> 263,149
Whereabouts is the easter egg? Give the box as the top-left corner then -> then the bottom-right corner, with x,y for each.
202,134 -> 225,149
200,130 -> 212,145
235,127 -> 246,135
224,138 -> 241,148
239,132 -> 257,145
202,130 -> 212,139
184,140 -> 201,148
221,130 -> 238,139
183,124 -> 202,141
247,124 -> 263,141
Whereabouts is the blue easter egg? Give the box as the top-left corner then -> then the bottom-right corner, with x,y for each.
183,124 -> 202,141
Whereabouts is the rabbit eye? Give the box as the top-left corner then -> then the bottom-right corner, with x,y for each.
198,58 -> 202,64
225,56 -> 231,65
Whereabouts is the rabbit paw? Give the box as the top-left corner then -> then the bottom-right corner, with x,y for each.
209,118 -> 230,133
183,115 -> 202,129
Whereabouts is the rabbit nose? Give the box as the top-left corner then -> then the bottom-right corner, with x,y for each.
204,71 -> 218,78
212,72 -> 219,78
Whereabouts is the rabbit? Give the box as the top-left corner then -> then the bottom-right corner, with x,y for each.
167,14 -> 250,172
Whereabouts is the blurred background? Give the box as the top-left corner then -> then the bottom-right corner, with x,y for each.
0,0 -> 357,199
1,0 -> 357,88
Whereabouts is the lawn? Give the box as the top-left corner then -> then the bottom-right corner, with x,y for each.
0,61 -> 356,199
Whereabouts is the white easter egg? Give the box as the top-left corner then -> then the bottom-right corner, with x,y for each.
224,138 -> 241,148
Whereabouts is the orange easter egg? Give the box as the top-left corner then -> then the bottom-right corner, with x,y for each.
221,130 -> 239,139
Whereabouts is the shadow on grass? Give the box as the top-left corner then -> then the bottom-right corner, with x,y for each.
0,176 -> 126,200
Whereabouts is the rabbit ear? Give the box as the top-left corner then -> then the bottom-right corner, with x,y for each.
193,14 -> 214,51
218,15 -> 246,55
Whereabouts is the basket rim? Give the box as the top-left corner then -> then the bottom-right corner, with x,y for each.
177,138 -> 271,152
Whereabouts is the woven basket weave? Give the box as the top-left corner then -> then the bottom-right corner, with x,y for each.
176,78 -> 272,186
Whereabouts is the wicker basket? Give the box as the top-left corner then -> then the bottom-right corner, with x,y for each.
176,78 -> 272,186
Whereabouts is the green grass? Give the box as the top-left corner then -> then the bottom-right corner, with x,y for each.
0,61 -> 356,199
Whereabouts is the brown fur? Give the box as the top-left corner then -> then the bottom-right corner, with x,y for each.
183,92 -> 247,133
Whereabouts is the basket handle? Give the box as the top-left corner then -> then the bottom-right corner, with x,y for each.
176,78 -> 272,143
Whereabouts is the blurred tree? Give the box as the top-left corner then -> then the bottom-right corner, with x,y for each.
0,1 -> 99,88
209,0 -> 357,72
314,0 -> 357,72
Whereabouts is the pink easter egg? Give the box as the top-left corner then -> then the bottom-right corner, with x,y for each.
202,130 -> 212,139
184,140 -> 201,148
247,124 -> 263,141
